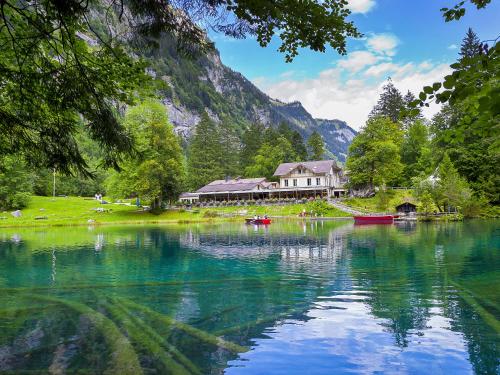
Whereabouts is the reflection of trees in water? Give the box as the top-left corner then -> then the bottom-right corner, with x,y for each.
0,222 -> 498,373
348,221 -> 499,374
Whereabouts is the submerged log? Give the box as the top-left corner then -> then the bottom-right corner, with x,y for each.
22,294 -> 142,375
117,297 -> 247,354
103,300 -> 193,375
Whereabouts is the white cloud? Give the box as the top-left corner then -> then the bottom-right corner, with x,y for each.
253,63 -> 451,131
347,0 -> 376,14
252,31 -> 452,130
448,44 -> 458,50
337,51 -> 381,73
366,33 -> 399,56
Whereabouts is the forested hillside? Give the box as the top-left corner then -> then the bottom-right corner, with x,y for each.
89,8 -> 356,161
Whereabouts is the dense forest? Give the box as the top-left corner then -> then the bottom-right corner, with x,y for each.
0,1 -> 497,217
346,28 -> 499,216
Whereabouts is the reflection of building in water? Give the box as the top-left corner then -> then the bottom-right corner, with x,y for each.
279,228 -> 346,263
179,224 -> 351,263
95,233 -> 104,251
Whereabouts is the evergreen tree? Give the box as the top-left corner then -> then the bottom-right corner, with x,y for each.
369,78 -> 405,123
240,123 -> 265,170
402,91 -> 423,129
187,113 -> 225,190
277,122 -> 308,161
307,131 -> 325,160
219,119 -> 241,178
291,131 -> 308,161
459,28 -> 483,59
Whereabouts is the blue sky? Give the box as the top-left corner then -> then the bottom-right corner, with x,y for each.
208,0 -> 500,129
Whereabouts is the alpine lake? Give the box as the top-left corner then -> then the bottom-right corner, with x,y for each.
0,220 -> 498,374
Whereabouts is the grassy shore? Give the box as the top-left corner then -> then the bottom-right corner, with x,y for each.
342,189 -> 413,213
0,196 -> 352,228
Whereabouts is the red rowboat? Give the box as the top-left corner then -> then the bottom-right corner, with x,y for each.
245,218 -> 271,225
354,215 -> 395,224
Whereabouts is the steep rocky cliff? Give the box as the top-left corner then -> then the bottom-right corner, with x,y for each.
91,9 -> 357,161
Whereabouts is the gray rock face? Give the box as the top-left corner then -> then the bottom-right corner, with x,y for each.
90,5 -> 357,160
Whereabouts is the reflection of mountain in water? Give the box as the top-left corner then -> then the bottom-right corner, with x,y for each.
0,221 -> 498,374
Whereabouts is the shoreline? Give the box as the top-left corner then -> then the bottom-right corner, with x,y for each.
0,215 -> 354,229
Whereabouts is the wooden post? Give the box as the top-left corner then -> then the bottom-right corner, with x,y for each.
52,168 -> 56,198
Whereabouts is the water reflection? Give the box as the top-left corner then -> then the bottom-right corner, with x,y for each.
0,221 -> 498,374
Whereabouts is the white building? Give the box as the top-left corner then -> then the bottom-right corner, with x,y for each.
182,160 -> 346,203
272,160 -> 345,198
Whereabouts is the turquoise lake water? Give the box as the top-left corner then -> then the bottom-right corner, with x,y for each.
0,220 -> 498,374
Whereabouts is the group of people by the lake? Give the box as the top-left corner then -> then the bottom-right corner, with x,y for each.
253,215 -> 268,220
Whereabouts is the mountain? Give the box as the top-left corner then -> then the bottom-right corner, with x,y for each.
91,12 -> 357,161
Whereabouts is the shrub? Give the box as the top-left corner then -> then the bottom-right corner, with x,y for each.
9,192 -> 31,210
203,210 -> 219,218
305,199 -> 331,216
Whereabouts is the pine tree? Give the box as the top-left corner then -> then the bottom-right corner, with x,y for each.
277,122 -> 307,161
307,131 -> 325,160
459,28 -> 483,59
401,91 -> 423,130
240,123 -> 265,170
187,113 -> 225,190
219,119 -> 241,178
369,78 -> 404,123
291,131 -> 308,161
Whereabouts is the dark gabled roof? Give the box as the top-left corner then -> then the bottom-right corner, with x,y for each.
273,160 -> 339,176
196,178 -> 267,193
180,192 -> 199,198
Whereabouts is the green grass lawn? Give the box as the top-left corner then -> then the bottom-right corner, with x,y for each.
342,189 -> 414,213
0,196 -> 351,228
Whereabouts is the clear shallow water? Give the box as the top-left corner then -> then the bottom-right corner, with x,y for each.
0,220 -> 498,374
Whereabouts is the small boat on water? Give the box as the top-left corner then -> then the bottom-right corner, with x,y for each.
245,218 -> 272,225
354,215 -> 396,224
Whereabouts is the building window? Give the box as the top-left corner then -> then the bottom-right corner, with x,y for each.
316,178 -> 321,185
293,179 -> 297,187
307,178 -> 311,186
284,179 -> 289,187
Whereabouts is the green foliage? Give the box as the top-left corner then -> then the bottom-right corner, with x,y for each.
0,156 -> 33,210
219,119 -> 242,178
0,1 -> 150,175
417,191 -> 436,215
346,117 -> 404,189
187,113 -> 226,190
307,131 -> 325,160
203,210 -> 220,218
376,188 -> 390,211
440,0 -> 491,21
245,136 -> 298,180
240,123 -> 266,171
106,100 -> 185,208
413,153 -> 483,217
421,31 -> 499,203
369,79 -> 405,123
305,199 -> 330,216
401,120 -> 432,184
279,122 -> 308,161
